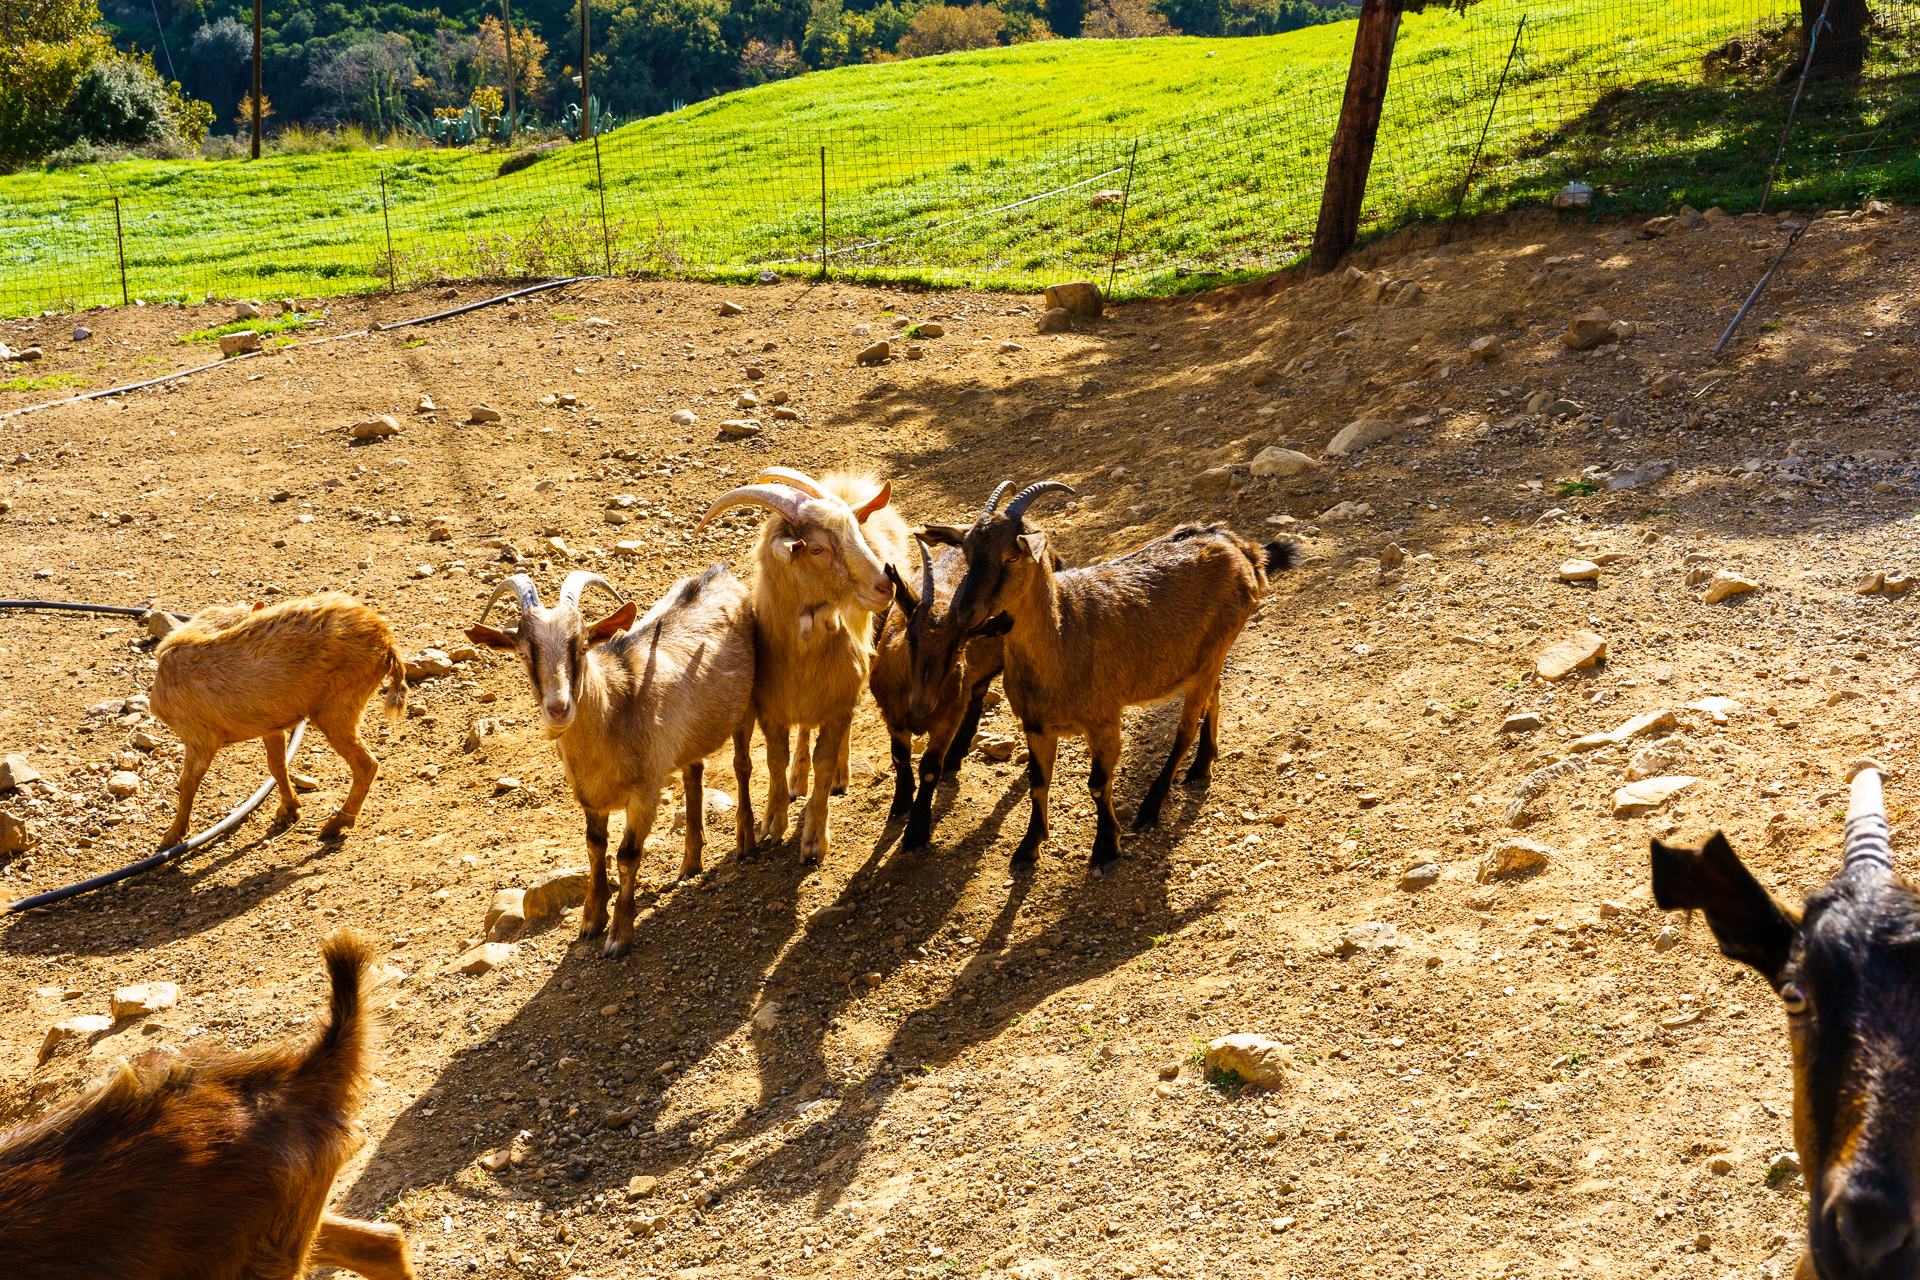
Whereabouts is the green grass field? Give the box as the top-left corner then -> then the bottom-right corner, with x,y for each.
4,0 -> 1911,316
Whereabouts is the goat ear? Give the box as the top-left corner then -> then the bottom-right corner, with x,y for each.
884,563 -> 919,614
852,481 -> 893,524
1650,831 -> 1799,989
1016,532 -> 1049,565
466,623 -> 518,652
918,524 -> 967,548
585,601 -> 637,647
773,537 -> 806,564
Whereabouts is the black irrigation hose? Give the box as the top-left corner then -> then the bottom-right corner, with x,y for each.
0,599 -> 307,914
0,275 -> 605,422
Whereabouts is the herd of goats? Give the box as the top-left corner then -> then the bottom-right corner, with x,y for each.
0,467 -> 1910,1280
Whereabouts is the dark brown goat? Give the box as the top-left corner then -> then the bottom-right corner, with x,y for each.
0,930 -> 412,1280
919,480 -> 1294,872
1653,761 -> 1918,1280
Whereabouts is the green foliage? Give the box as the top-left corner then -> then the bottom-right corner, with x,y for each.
1558,478 -> 1601,496
898,4 -> 1008,57
178,313 -> 312,343
53,56 -> 176,149
2,372 -> 86,391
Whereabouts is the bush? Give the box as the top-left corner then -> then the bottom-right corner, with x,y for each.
53,56 -> 174,148
1081,0 -> 1175,35
897,4 -> 1007,57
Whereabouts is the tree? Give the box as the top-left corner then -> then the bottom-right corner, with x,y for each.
187,16 -> 251,124
896,3 -> 1003,56
1799,0 -> 1871,80
477,15 -> 549,106
1080,0 -> 1172,36
598,0 -> 731,112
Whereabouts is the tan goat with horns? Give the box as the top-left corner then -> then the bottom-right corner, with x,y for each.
696,466 -> 911,863
467,568 -> 756,958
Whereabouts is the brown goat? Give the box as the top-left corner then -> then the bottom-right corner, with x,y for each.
0,930 -> 413,1280
697,467 -> 912,863
150,593 -> 407,848
920,480 -> 1294,872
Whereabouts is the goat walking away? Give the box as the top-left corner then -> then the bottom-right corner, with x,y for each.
468,568 -> 756,958
922,480 -> 1295,872
150,593 -> 407,849
697,466 -> 911,863
1652,760 -> 1920,1280
0,930 -> 413,1280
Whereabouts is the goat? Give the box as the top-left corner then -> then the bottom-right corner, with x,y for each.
0,929 -> 413,1280
150,592 -> 407,849
918,480 -> 1294,872
466,567 -> 755,958
695,466 -> 911,863
1652,760 -> 1919,1280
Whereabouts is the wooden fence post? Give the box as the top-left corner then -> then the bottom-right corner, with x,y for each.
1308,0 -> 1406,274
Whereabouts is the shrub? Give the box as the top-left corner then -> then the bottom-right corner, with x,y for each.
1081,0 -> 1175,36
897,4 -> 1007,57
54,55 -> 175,148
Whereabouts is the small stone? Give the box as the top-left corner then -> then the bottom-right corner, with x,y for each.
106,771 -> 142,797
493,776 -> 521,794
1316,500 -> 1374,522
523,867 -> 591,918
1557,559 -> 1601,582
1626,738 -> 1692,782
855,341 -> 891,365
1768,1151 -> 1801,1181
1708,1156 -> 1734,1175
1612,775 -> 1698,817
0,810 -> 34,854
976,736 -> 1017,762
613,540 -> 643,556
742,365 -> 765,380
771,406 -> 800,421
1378,542 -> 1405,570
110,982 -> 180,1018
719,419 -> 762,438
1554,183 -> 1593,210
233,301 -> 263,320
218,331 -> 262,356
485,889 -> 527,941
860,972 -> 884,988
766,389 -> 790,404
1192,466 -> 1236,496
405,649 -> 453,680
350,415 -> 399,439
733,394 -> 759,410
1399,862 -> 1441,891
414,395 -> 436,413
40,1014 -> 113,1063
1248,447 -> 1319,479
1650,372 -> 1683,397
669,409 -> 698,427
1479,837 -> 1551,882
1535,630 -> 1606,680
1703,571 -> 1760,604
0,754 -> 41,789
628,1174 -> 659,1197
1654,926 -> 1679,952
997,341 -> 1026,355
544,535 -> 569,558
751,1002 -> 780,1030
469,405 -> 503,423
1566,708 -> 1677,753
1203,1034 -> 1289,1088
1501,712 -> 1544,733
1324,419 -> 1398,457
478,1149 -> 511,1172
915,322 -> 945,338
1035,307 -> 1071,334
1043,281 -> 1104,316
10,347 -> 44,362
452,942 -> 513,975
718,301 -> 745,316
1465,335 -> 1502,362
72,326 -> 92,341
1563,308 -> 1616,351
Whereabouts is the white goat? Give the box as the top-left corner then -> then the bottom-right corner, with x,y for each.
466,568 -> 756,958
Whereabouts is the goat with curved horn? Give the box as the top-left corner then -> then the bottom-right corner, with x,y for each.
1003,480 -> 1075,524
476,574 -> 543,627
915,536 -> 936,612
1843,757 -> 1892,874
694,483 -> 811,534
979,480 -> 1014,523
559,571 -> 628,613
754,466 -> 830,499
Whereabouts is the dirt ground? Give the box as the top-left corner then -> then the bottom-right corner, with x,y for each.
4,198 -> 1920,1280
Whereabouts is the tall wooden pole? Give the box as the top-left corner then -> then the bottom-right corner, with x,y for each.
251,0 -> 263,159
503,0 -> 517,141
580,0 -> 592,140
1308,0 -> 1404,274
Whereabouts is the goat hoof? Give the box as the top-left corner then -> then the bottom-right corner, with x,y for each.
603,937 -> 632,959
578,921 -> 607,941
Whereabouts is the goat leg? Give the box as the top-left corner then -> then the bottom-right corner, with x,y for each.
262,728 -> 299,828
731,716 -> 756,859
788,725 -> 812,799
580,810 -> 611,940
314,703 -> 380,839
887,731 -> 916,825
832,729 -> 851,795
758,722 -> 792,846
309,1212 -> 417,1280
941,676 -> 993,775
608,809 -> 652,958
1182,675 -> 1223,787
679,760 -> 705,880
1012,728 -> 1058,870
159,741 -> 217,849
799,716 -> 849,864
1086,721 -> 1124,873
906,688 -> 969,853
1134,689 -> 1208,831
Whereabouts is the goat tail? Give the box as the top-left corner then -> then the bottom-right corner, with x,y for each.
296,930 -> 383,1107
1261,540 -> 1299,576
380,645 -> 408,723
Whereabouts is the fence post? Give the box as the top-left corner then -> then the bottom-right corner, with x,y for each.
1309,0 -> 1406,274
111,196 -> 130,307
819,145 -> 828,281
1106,139 -> 1139,300
503,0 -> 517,143
379,168 -> 396,294
593,135 -> 613,276
1442,14 -> 1526,247
1760,0 -> 1837,213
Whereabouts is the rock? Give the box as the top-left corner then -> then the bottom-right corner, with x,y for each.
1627,738 -> 1693,782
1703,571 -> 1760,604
1203,1034 -> 1289,1088
855,341 -> 891,366
141,610 -> 180,640
976,736 -> 1017,762
543,535 -> 570,559
40,1014 -> 113,1063
613,540 -> 643,556
732,394 -> 759,410
1317,500 -> 1373,522
1248,447 -> 1319,479
10,347 -> 44,362
405,649 -> 453,680
1563,308 -> 1616,350
1678,205 -> 1706,229
469,405 -> 503,423
1608,461 -> 1670,491
1553,183 -> 1593,210
1501,712 -> 1544,734
478,1148 -> 511,1172
860,971 -> 883,988
484,888 -> 527,941
0,810 -> 34,854
1567,708 -> 1677,753
742,365 -> 765,380
218,331 -> 262,356
1557,559 -> 1601,582
106,771 -> 142,798
72,326 -> 92,341
1479,837 -> 1551,882
350,415 -> 400,440
1654,926 -> 1679,952
717,301 -> 745,316
1035,307 -> 1071,334
1708,1156 -> 1734,1175
915,322 -> 945,338
770,406 -> 799,421
718,419 -> 762,438
1043,282 -> 1103,316
997,341 -> 1026,355
233,301 -> 264,320
628,1175 -> 659,1198
1768,1151 -> 1801,1181
1535,631 -> 1606,680
903,346 -> 925,361
669,409 -> 698,427
1612,775 -> 1698,817
1650,372 -> 1683,396
413,396 -> 437,414
493,776 -> 521,794
523,867 -> 591,919
808,902 -> 855,927
751,1002 -> 780,1030
1466,335 -> 1502,362
1399,862 -> 1441,890
1641,215 -> 1678,237
1324,418 -> 1398,456
601,1107 -> 636,1129
452,942 -> 514,975
0,754 -> 41,789
1191,466 -> 1236,496
1378,542 -> 1405,570
110,982 -> 180,1019
464,718 -> 500,752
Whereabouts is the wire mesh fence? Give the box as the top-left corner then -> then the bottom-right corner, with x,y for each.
1,0 -> 1912,319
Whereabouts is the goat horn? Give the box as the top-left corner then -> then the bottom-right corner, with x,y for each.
754,467 -> 829,500
695,483 -> 809,533
476,574 -> 542,626
1003,480 -> 1076,524
1843,757 -> 1893,874
979,480 -> 1013,523
559,571 -> 627,613
915,537 -> 935,614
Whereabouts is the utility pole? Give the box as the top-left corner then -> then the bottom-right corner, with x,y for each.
579,0 -> 591,140
502,0 -> 517,141
1308,0 -> 1404,273
251,0 -> 263,159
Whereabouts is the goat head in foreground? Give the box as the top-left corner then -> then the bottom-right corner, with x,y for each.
1651,761 -> 1917,1280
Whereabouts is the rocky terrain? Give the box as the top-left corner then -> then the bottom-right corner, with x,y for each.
2,198 -> 1918,1280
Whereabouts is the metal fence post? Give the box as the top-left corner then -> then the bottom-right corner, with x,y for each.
819,145 -> 828,281
1106,140 -> 1139,299
379,168 -> 396,294
593,135 -> 613,275
111,196 -> 130,307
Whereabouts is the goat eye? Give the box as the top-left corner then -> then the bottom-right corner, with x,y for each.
810,544 -> 827,556
1780,984 -> 1808,1015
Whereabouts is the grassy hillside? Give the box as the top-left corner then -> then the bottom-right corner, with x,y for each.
8,0 -> 1902,316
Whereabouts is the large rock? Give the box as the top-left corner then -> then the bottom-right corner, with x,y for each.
451,942 -> 514,975
468,405 -> 503,424
219,330 -> 262,356
523,868 -> 591,919
1479,837 -> 1551,882
854,341 -> 891,366
1704,571 -> 1761,604
1043,282 -> 1103,317
1535,631 -> 1606,680
111,982 -> 180,1018
1563,308 -> 1616,351
1465,335 -> 1502,363
405,649 -> 453,680
1613,775 -> 1697,817
1248,447 -> 1319,479
350,415 -> 400,439
0,754 -> 40,789
719,419 -> 763,438
106,771 -> 142,798
485,888 -> 528,941
41,1014 -> 113,1063
1035,307 -> 1071,334
1324,419 -> 1398,457
1191,466 -> 1236,496
1557,559 -> 1600,582
1203,1034 -> 1289,1088
0,810 -> 34,854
